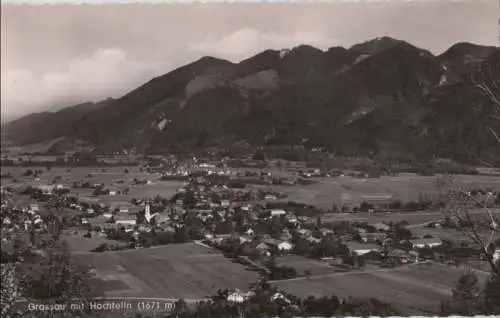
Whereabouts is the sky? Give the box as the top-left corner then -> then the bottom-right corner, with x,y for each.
1,1 -> 498,122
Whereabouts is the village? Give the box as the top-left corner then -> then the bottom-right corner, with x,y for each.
2,151 -> 500,314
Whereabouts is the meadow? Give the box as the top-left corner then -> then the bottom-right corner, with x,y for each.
274,174 -> 500,210
1,166 -> 184,202
72,242 -> 259,300
272,262 -> 489,314
275,255 -> 337,276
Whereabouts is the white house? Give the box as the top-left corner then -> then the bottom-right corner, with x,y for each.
410,238 -> 443,249
221,200 -> 230,208
118,206 -> 129,213
33,217 -> 44,225
346,242 -> 380,256
102,213 -> 113,219
204,233 -> 214,240
493,248 -> 500,263
271,292 -> 291,304
264,239 -> 294,251
270,209 -> 286,217
238,235 -> 253,244
115,214 -> 137,227
320,228 -> 334,236
241,204 -> 253,212
286,213 -> 298,224
227,290 -> 245,303
115,219 -> 136,226
37,185 -> 55,194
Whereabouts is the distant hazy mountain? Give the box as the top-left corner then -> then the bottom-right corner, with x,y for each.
2,37 -> 499,164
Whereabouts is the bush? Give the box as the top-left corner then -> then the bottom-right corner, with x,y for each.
92,243 -> 109,253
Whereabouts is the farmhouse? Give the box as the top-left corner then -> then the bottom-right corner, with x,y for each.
388,249 -> 412,263
371,223 -> 391,232
36,184 -> 55,194
361,194 -> 394,213
255,242 -> 271,255
245,228 -> 255,236
346,242 -> 380,256
286,213 -> 298,224
114,214 -> 137,227
263,238 -> 294,251
154,213 -> 171,225
271,292 -> 291,303
227,289 -> 252,303
410,238 -> 443,249
118,206 -> 130,213
238,235 -> 253,244
269,209 -> 287,217
359,232 -> 387,243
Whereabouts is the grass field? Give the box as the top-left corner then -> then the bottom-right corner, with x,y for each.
62,229 -> 126,252
272,262 -> 489,314
275,255 -> 337,276
1,166 -> 184,202
411,227 -> 494,243
72,242 -> 259,299
273,174 -> 500,210
320,208 -> 500,227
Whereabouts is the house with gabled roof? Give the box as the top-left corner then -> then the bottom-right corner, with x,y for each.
410,237 -> 443,249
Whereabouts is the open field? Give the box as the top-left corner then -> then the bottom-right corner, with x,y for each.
411,226 -> 495,243
320,208 -> 500,226
1,166 -> 184,201
72,242 -> 259,299
275,255 -> 337,276
62,229 -> 126,252
272,262 -> 489,314
272,174 -> 500,210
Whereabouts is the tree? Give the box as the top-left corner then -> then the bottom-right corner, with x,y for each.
471,57 -> 500,146
183,190 -> 197,209
9,238 -> 99,317
437,175 -> 499,276
436,75 -> 500,312
1,264 -> 18,317
394,227 -> 412,241
171,299 -> 189,316
440,268 -> 484,315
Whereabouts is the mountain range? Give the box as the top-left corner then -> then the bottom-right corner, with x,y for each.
2,37 -> 499,164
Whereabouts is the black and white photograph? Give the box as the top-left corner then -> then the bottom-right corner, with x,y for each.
1,1 -> 499,317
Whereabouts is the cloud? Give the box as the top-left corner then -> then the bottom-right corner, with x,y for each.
1,48 -> 170,120
189,28 -> 337,61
